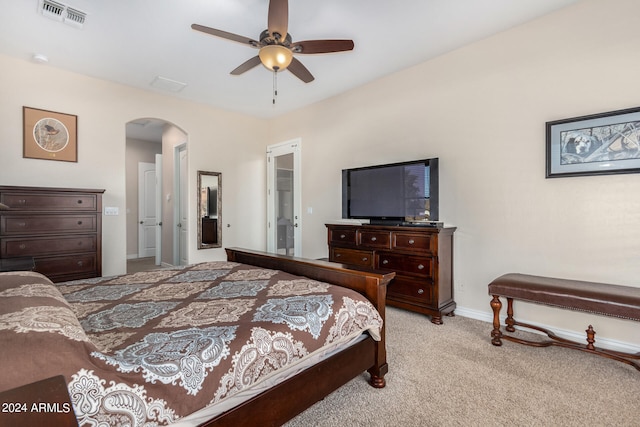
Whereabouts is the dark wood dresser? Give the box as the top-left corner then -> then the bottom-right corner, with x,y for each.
326,223 -> 456,324
0,186 -> 104,282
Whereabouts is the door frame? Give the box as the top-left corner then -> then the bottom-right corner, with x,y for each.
154,153 -> 162,265
173,143 -> 187,265
266,139 -> 302,256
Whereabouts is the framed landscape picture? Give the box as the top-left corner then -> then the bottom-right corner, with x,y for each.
546,106 -> 640,178
23,106 -> 77,162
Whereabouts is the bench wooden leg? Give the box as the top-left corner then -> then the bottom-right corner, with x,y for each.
505,297 -> 516,332
586,325 -> 596,350
490,295 -> 503,346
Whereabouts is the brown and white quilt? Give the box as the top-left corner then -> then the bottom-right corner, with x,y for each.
0,261 -> 383,426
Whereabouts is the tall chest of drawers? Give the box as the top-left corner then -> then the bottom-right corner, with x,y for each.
326,223 -> 456,324
0,186 -> 104,282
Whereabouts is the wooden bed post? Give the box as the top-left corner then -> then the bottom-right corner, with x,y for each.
365,275 -> 388,387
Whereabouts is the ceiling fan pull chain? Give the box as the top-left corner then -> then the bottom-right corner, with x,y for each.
272,69 -> 278,105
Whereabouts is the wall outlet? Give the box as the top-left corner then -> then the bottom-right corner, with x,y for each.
104,207 -> 119,216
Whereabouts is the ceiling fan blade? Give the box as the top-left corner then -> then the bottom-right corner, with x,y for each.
268,0 -> 288,42
191,24 -> 260,47
230,56 -> 262,75
287,57 -> 314,83
291,39 -> 355,54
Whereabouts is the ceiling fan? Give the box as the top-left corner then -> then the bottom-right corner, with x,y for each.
191,0 -> 354,84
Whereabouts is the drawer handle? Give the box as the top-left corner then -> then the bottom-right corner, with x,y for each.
77,261 -> 83,266
382,259 -> 389,265
18,199 -> 26,205
17,222 -> 26,227
370,237 -> 377,242
77,220 -> 83,225
418,264 -> 425,270
362,257 -> 368,262
336,253 -> 341,257
408,239 -> 415,245
19,244 -> 26,250
417,289 -> 424,295
77,200 -> 83,204
340,234 -> 346,239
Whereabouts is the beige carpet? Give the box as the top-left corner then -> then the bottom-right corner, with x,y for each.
285,307 -> 640,426
127,257 -> 161,274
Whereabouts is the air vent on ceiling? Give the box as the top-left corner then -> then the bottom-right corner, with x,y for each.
41,0 -> 65,20
150,76 -> 188,93
65,7 -> 86,28
40,0 -> 87,29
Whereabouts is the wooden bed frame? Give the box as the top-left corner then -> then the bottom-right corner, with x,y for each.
206,248 -> 395,426
0,248 -> 394,427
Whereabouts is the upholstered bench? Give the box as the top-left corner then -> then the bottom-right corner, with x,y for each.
488,273 -> 640,371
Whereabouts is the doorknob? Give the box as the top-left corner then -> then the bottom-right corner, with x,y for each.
139,221 -> 143,224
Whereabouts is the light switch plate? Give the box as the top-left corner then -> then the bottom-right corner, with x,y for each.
104,207 -> 119,216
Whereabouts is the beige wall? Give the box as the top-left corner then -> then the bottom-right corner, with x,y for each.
1,0 -> 638,348
0,54 -> 268,276
268,0 -> 640,347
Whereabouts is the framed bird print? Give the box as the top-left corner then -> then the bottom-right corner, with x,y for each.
23,106 -> 77,162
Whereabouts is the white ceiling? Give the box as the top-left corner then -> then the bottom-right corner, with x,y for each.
1,0 -> 581,122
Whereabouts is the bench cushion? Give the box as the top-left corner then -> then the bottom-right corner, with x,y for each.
488,273 -> 640,321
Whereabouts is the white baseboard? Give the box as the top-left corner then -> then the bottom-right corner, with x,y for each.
455,305 -> 640,354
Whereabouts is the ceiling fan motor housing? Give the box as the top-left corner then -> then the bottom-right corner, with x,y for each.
260,29 -> 292,46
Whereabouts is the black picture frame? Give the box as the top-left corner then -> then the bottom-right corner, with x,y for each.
545,106 -> 640,178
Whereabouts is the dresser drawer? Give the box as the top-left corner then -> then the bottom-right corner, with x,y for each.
358,230 -> 391,249
1,235 -> 97,257
35,254 -> 97,278
329,227 -> 357,245
393,232 -> 434,253
388,276 -> 434,305
376,252 -> 433,277
0,192 -> 98,211
1,214 -> 97,235
330,247 -> 374,267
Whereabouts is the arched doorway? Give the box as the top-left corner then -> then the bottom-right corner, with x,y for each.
125,118 -> 188,272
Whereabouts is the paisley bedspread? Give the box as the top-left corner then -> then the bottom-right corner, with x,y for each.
0,261 -> 383,426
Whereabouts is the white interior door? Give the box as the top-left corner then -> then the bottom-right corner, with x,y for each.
267,139 -> 302,256
154,153 -> 162,266
138,162 -> 157,258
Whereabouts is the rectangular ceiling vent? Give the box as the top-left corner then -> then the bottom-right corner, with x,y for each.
65,7 -> 86,28
40,0 -> 87,29
41,0 -> 65,21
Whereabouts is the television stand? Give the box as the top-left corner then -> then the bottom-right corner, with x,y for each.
326,223 -> 456,324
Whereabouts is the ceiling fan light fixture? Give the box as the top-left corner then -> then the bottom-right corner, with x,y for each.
259,44 -> 293,71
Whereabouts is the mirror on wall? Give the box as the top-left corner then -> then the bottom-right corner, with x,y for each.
197,171 -> 222,249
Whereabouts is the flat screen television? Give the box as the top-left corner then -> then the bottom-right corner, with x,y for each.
342,158 -> 439,224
